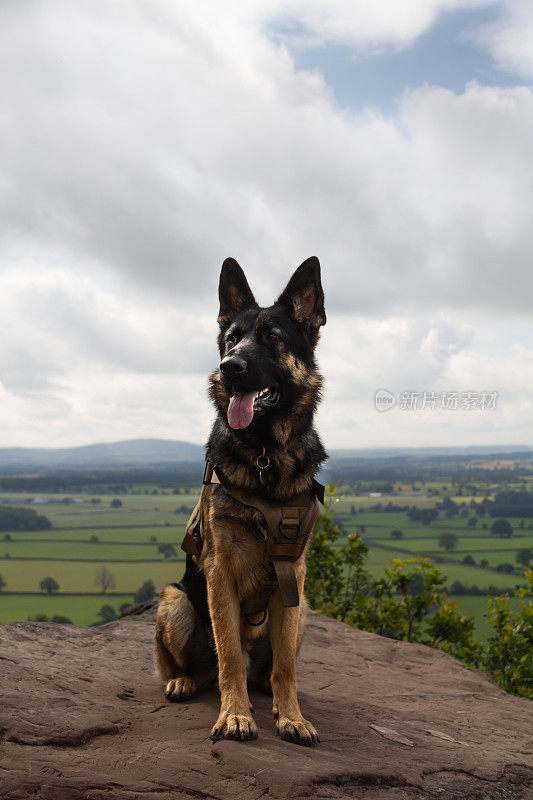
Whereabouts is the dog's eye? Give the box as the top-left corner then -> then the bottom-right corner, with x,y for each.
267,332 -> 279,342
226,333 -> 237,345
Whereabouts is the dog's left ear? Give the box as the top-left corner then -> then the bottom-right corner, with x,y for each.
218,258 -> 258,327
276,256 -> 326,330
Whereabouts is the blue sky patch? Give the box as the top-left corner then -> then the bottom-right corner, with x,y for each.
268,6 -> 528,112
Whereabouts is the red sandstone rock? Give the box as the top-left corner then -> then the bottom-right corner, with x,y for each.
1,607 -> 531,799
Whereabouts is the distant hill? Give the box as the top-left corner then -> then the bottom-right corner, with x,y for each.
328,445 -> 533,459
0,439 -> 531,473
0,439 -> 204,470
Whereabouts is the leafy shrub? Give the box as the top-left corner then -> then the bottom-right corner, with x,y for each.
481,569 -> 532,699
134,579 -> 157,604
307,485 -> 532,699
98,604 -> 118,622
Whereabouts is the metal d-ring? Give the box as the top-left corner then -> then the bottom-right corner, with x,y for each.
278,520 -> 301,540
256,453 -> 270,470
245,609 -> 267,626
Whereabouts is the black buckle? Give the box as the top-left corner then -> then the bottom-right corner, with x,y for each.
278,520 -> 301,540
203,460 -> 214,485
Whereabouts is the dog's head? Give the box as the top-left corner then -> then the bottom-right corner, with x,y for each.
210,257 -> 326,438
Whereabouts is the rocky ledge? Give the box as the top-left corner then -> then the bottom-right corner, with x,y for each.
1,605 -> 531,800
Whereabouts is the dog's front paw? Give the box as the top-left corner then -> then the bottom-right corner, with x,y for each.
276,715 -> 319,746
165,676 -> 196,701
211,712 -> 258,742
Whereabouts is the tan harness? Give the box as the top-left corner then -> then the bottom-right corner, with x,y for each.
181,460 -> 324,619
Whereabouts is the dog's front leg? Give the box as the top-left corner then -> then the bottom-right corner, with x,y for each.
206,566 -> 257,741
268,568 -> 319,746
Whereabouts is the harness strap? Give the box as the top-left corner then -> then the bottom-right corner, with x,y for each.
181,462 -> 324,616
272,560 -> 299,607
181,502 -> 203,557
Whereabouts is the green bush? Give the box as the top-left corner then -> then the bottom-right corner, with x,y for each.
98,604 -> 118,623
0,505 -> 52,531
134,579 -> 157,604
481,569 -> 532,699
307,485 -> 532,699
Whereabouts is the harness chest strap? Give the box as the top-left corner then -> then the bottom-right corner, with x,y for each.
181,462 -> 324,610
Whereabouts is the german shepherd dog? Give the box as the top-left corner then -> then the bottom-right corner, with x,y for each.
154,256 -> 327,745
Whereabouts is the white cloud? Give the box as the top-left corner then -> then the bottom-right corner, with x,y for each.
0,266 -> 217,393
253,0 -> 496,50
0,0 -> 531,448
468,0 -> 533,79
316,314 -> 533,449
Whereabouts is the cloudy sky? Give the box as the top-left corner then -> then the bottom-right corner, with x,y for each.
1,0 -> 532,450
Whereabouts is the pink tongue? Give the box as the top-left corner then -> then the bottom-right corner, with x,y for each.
227,391 -> 258,429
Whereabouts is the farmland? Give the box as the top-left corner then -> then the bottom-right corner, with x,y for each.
0,458 -> 532,635
0,490 -> 197,624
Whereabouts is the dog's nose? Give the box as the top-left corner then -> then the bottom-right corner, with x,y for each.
220,355 -> 247,375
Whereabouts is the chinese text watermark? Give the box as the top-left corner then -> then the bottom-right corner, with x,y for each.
374,389 -> 499,412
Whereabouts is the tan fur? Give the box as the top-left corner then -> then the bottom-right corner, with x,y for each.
154,483 -> 317,744
155,274 -> 323,743
154,585 -> 195,681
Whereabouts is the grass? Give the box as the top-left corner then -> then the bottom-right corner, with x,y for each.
333,510 -> 531,580
0,540 -> 184,561
1,526 -> 184,543
0,594 -> 135,625
336,511 -> 529,538
371,535 -> 533,554
0,558 -> 185,594
0,485 -> 530,637
35,507 -> 194,529
0,493 -> 200,529
449,594 -> 519,640
364,546 -> 522,589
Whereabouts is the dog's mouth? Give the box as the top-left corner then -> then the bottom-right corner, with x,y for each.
227,386 -> 280,430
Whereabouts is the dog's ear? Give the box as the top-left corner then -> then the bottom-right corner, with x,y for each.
218,258 -> 258,327
276,256 -> 326,330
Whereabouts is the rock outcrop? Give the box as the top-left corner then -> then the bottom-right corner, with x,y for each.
1,606 -> 531,799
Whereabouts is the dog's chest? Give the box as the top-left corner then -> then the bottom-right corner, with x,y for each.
204,506 -> 271,598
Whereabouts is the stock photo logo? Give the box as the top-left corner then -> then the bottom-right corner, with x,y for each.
374,390 -> 499,412
374,389 -> 396,412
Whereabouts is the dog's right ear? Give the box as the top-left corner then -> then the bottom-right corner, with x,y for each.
218,258 -> 258,327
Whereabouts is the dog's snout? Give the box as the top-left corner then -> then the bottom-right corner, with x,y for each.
220,355 -> 247,375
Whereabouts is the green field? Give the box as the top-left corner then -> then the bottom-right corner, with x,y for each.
364,546 -> 520,589
382,536 -> 533,552
0,594 -> 135,625
447,594 -> 514,640
2,526 -> 184,543
0,557 -> 184,594
0,492 -> 200,529
0,485 -> 530,633
336,510 -> 529,538
0,540 -> 184,560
